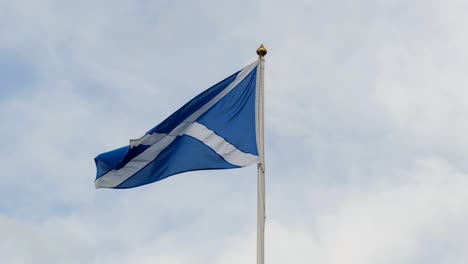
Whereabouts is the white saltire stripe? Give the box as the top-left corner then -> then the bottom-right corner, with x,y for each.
184,122 -> 258,166
95,61 -> 259,188
130,133 -> 165,148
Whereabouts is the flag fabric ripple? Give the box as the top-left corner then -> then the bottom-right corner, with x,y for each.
94,60 -> 260,189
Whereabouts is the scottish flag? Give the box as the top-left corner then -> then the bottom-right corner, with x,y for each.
95,60 -> 260,189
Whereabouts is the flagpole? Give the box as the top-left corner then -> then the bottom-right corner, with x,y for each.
256,44 -> 267,264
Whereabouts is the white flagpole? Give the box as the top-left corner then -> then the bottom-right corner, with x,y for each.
256,44 -> 267,264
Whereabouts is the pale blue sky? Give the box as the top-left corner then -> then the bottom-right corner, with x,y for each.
1,0 -> 468,263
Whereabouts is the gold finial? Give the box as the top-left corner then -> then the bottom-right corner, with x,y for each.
256,44 -> 267,57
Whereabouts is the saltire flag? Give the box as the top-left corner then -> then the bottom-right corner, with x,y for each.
94,60 -> 260,189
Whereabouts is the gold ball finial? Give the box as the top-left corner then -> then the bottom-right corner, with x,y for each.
256,44 -> 267,57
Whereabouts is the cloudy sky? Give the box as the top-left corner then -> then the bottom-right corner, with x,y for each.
1,0 -> 468,263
